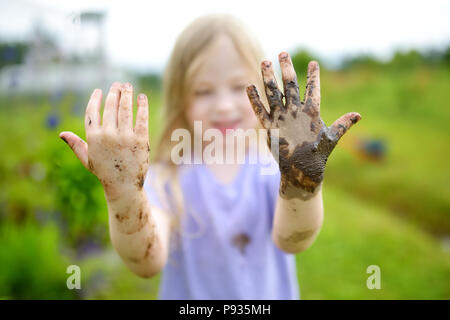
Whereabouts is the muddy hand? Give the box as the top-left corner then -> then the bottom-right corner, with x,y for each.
247,52 -> 361,198
59,82 -> 150,194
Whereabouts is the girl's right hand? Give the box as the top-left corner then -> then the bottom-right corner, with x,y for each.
59,82 -> 150,197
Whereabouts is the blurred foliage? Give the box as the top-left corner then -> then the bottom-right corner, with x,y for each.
320,66 -> 450,235
0,93 -> 109,248
291,49 -> 322,80
0,221 -> 75,299
341,46 -> 450,70
0,46 -> 449,299
136,73 -> 162,94
0,83 -> 162,299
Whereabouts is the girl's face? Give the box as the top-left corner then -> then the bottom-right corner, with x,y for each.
186,34 -> 259,136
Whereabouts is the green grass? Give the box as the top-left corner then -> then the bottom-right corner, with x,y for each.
298,185 -> 450,299
77,249 -> 160,300
319,67 -> 450,235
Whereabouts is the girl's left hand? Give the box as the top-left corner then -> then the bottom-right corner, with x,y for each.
247,52 -> 361,199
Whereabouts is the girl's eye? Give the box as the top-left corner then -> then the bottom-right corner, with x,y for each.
194,89 -> 213,96
232,84 -> 246,92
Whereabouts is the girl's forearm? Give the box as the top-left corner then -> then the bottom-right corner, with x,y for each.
272,183 -> 324,254
247,53 -> 360,254
106,185 -> 170,278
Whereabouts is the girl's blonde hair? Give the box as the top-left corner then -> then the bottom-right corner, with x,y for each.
151,14 -> 266,239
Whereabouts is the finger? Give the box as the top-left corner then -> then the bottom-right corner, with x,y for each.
135,93 -> 149,137
329,112 -> 361,141
261,60 -> 284,117
303,61 -> 320,119
246,84 -> 271,128
85,88 -> 102,133
278,52 -> 301,109
118,82 -> 133,132
59,131 -> 89,169
102,82 -> 121,129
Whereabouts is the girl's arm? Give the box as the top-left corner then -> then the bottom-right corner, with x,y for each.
107,188 -> 171,278
60,82 -> 170,277
247,53 -> 361,254
272,183 -> 324,254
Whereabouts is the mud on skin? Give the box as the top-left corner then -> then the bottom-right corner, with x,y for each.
247,54 -> 361,201
87,137 -> 149,194
278,229 -> 315,246
115,207 -> 149,235
275,112 -> 360,200
278,125 -> 339,194
127,225 -> 157,264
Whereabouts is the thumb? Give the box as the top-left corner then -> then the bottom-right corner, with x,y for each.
329,112 -> 361,141
59,131 -> 89,170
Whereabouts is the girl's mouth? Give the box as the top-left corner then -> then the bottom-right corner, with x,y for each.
211,119 -> 241,135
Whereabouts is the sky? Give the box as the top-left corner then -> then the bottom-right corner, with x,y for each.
1,0 -> 450,72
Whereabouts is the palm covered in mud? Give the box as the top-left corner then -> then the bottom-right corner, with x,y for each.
247,52 -> 361,197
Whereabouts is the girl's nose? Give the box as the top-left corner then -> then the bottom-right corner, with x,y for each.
214,91 -> 235,115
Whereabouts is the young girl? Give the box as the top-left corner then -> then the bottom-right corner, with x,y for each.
59,14 -> 361,299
